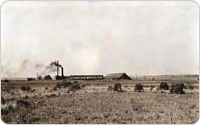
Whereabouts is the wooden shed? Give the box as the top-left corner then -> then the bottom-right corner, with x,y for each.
105,73 -> 132,80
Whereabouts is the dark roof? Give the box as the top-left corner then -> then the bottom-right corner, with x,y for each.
106,73 -> 131,79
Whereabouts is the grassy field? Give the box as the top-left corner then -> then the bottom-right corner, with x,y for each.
1,76 -> 199,124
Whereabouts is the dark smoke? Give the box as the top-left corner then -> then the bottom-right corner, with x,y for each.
50,61 -> 62,67
1,59 -> 59,77
1,59 -> 64,77
41,61 -> 62,75
41,65 -> 57,74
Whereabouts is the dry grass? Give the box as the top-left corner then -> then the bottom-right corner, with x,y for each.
1,78 -> 199,124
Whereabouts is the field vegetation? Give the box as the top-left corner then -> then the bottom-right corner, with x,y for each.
1,75 -> 199,124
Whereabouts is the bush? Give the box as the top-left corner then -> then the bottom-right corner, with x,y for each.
2,96 -> 5,105
11,91 -> 15,95
53,86 -> 57,91
54,81 -> 72,89
170,83 -> 185,94
16,100 -> 31,108
69,82 -> 81,91
30,89 -> 35,93
3,86 -> 15,93
134,84 -> 144,92
53,80 -> 83,92
24,95 -> 29,99
4,79 -> 9,82
150,85 -> 155,91
1,105 -> 14,115
159,82 -> 169,90
108,85 -> 113,91
113,83 -> 123,92
20,85 -> 31,92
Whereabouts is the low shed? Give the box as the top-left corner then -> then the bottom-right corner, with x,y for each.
68,75 -> 104,80
105,73 -> 132,80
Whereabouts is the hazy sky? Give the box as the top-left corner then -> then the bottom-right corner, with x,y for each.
1,1 -> 199,77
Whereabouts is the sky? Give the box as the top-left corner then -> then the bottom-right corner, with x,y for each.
1,1 -> 199,78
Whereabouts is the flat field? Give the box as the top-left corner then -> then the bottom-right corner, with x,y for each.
1,76 -> 199,124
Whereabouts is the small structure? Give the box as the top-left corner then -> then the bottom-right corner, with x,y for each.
27,78 -> 36,81
20,85 -> 31,92
105,73 -> 132,80
1,77 -> 27,82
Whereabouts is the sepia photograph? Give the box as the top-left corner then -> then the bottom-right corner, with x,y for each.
1,1 -> 199,124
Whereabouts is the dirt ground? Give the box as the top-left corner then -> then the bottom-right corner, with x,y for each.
1,79 -> 199,124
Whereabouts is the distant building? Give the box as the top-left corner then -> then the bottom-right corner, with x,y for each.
67,75 -> 104,80
27,78 -> 36,81
1,77 -> 27,82
105,73 -> 132,80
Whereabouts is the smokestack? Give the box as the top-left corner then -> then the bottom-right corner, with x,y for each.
56,60 -> 59,76
61,66 -> 64,77
57,66 -> 59,76
49,60 -> 63,77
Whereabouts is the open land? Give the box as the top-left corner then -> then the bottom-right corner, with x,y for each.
1,75 -> 199,124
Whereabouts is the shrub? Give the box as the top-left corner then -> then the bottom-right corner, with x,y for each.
53,86 -> 57,91
11,91 -> 15,95
108,85 -> 113,91
30,89 -> 35,93
113,83 -> 123,92
16,100 -> 31,108
24,95 -> 29,99
1,105 -> 14,115
54,81 -> 72,89
4,79 -> 9,82
62,81 -> 72,88
134,84 -> 144,92
2,96 -> 5,105
53,80 -> 83,92
20,85 -> 31,92
3,86 -> 15,93
159,82 -> 169,90
69,81 -> 81,91
150,85 -> 155,91
170,83 -> 185,94
45,86 -> 48,90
